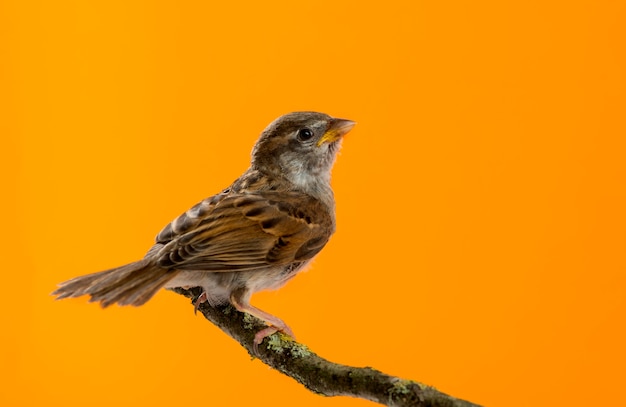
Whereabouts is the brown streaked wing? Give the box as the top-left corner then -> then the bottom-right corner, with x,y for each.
153,191 -> 333,273
155,193 -> 228,244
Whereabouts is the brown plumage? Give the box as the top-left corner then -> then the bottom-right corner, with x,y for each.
53,111 -> 355,346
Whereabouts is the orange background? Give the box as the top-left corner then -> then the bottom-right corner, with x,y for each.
2,1 -> 625,406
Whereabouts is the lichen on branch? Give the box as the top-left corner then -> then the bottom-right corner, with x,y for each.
170,287 -> 481,407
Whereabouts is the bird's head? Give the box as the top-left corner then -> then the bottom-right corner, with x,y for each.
251,112 -> 355,194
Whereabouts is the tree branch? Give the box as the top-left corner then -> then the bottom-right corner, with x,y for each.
170,287 -> 482,407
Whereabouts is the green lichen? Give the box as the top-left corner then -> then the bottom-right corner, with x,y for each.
266,334 -> 286,353
288,342 -> 312,358
388,379 -> 418,403
242,313 -> 256,330
265,333 -> 312,358
391,380 -> 412,395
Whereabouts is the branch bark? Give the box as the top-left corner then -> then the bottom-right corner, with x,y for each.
170,287 -> 482,407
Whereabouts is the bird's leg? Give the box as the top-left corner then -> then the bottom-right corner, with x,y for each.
229,290 -> 295,354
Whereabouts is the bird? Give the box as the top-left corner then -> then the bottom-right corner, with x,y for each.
53,111 -> 355,348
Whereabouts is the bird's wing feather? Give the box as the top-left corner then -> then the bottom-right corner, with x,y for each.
152,191 -> 333,272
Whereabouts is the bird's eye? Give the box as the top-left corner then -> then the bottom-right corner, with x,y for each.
297,128 -> 314,142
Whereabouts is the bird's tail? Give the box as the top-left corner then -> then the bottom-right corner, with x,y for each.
52,259 -> 179,307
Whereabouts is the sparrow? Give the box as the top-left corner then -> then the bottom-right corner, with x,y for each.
53,111 -> 355,347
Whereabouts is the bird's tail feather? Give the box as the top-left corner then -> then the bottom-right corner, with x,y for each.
52,259 -> 178,307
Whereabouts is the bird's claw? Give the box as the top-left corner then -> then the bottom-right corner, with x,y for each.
193,291 -> 208,315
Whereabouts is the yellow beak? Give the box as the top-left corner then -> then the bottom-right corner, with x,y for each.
317,118 -> 356,146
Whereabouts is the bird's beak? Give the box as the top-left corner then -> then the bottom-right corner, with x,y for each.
317,118 -> 356,146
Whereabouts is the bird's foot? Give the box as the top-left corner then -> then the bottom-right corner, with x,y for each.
229,291 -> 296,355
252,324 -> 295,355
